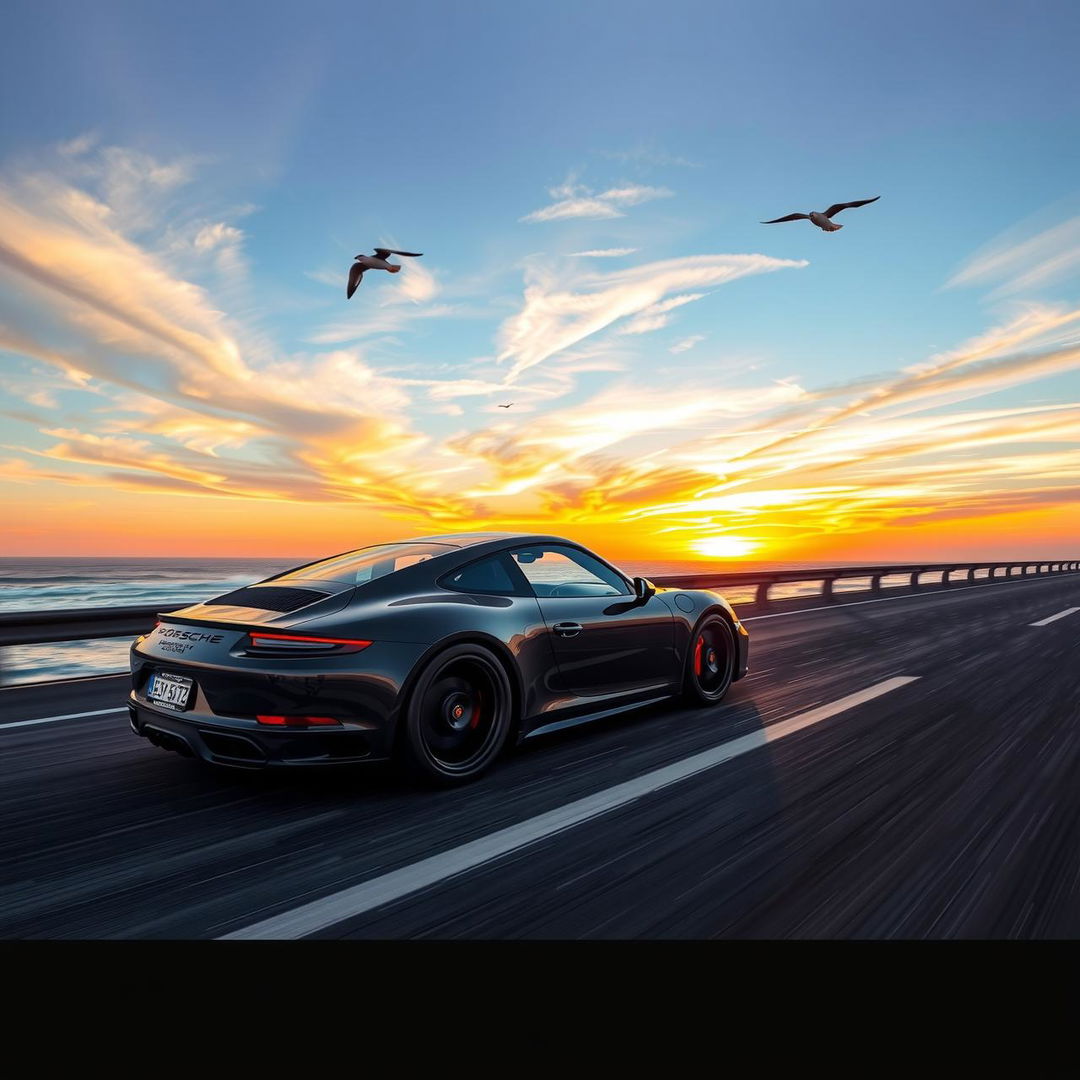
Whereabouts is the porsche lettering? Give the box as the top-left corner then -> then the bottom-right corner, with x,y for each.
157,628 -> 224,643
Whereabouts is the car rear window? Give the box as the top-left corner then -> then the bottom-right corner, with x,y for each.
271,543 -> 458,586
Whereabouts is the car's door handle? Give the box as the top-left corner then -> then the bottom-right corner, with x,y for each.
553,622 -> 583,638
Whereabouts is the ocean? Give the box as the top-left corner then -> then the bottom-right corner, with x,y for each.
0,555 -> 872,685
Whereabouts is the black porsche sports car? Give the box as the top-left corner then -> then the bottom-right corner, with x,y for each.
129,533 -> 749,784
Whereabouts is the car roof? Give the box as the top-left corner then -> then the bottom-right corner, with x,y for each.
404,532 -> 573,548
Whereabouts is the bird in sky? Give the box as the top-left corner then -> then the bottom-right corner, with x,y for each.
346,248 -> 424,298
498,403 -> 514,408
761,196 -> 880,232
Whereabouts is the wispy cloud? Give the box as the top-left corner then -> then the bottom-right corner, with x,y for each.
497,253 -> 807,380
57,132 -> 100,158
381,256 -> 439,305
619,293 -> 705,335
669,335 -> 705,354
520,180 -> 672,223
193,221 -> 243,253
569,248 -> 639,258
947,216 -> 1080,296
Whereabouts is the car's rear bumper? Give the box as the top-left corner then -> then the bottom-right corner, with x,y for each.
128,695 -> 395,768
128,638 -> 428,768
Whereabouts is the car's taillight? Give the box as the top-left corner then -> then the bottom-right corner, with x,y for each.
256,715 -> 342,727
245,631 -> 372,655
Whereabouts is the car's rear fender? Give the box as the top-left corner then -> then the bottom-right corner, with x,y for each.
390,631 -> 526,752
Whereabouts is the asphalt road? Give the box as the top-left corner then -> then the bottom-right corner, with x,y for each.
2,572 -> 1079,939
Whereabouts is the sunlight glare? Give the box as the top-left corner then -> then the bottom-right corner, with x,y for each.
692,536 -> 760,559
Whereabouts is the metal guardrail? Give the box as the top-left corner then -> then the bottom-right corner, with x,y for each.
651,559 -> 1080,608
0,604 -> 186,648
0,561 -> 1076,654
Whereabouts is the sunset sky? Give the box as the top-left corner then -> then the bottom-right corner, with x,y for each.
1,0 -> 1078,562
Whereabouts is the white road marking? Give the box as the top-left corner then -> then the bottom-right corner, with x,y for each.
741,571 -> 1079,622
1029,607 -> 1080,627
221,675 -> 920,940
0,707 -> 125,730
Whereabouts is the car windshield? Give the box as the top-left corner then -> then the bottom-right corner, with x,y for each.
270,543 -> 458,586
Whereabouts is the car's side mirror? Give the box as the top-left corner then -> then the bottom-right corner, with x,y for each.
633,576 -> 656,600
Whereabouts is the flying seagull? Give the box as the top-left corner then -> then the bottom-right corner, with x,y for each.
761,196 -> 880,232
347,248 -> 423,298
498,403 -> 514,408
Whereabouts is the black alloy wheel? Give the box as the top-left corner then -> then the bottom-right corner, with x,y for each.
400,643 -> 513,785
683,614 -> 736,706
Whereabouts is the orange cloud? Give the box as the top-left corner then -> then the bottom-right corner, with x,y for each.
2,142 -> 1079,561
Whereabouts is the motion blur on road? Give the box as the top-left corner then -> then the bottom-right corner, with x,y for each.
2,570 -> 1079,939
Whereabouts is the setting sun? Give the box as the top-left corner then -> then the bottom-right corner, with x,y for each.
691,537 -> 761,559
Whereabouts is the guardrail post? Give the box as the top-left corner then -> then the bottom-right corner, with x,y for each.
942,569 -> 952,586
966,567 -> 977,582
870,574 -> 882,595
755,581 -> 771,608
821,578 -> 834,602
909,570 -> 920,589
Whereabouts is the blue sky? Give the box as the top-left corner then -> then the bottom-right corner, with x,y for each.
1,0 -> 1078,559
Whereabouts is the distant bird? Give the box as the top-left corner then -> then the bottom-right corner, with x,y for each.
761,196 -> 880,232
347,248 -> 423,298
498,403 -> 514,408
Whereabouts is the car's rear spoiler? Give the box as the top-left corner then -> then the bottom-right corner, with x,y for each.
155,611 -> 267,633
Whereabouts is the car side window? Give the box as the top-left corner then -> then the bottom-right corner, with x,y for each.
510,546 -> 631,598
440,554 -> 521,595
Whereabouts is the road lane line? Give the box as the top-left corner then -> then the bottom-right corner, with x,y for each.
741,572 -> 1080,622
1029,607 -> 1080,627
0,707 -> 125,730
221,675 -> 920,940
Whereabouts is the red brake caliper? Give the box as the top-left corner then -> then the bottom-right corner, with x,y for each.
693,636 -> 703,676
469,690 -> 482,729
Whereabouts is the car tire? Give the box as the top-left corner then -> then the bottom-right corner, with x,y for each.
398,643 -> 514,786
682,613 -> 736,707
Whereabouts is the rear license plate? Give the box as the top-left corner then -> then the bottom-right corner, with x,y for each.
148,672 -> 194,711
